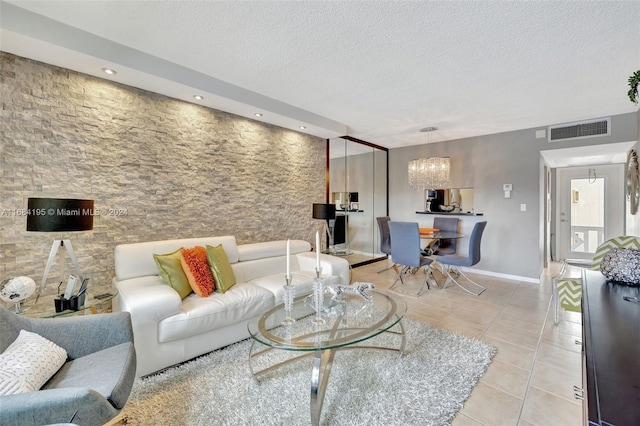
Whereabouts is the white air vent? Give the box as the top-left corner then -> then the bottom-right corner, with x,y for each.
548,117 -> 610,142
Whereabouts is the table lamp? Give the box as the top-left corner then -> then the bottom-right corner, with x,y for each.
312,203 -> 336,253
27,198 -> 94,301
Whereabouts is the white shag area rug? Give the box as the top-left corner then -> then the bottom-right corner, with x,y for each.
123,319 -> 495,426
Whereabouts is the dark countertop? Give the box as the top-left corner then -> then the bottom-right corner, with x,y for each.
415,211 -> 483,216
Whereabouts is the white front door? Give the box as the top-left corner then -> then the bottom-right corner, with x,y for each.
556,164 -> 624,260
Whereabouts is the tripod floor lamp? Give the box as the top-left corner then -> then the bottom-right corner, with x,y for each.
312,203 -> 336,254
27,198 -> 94,301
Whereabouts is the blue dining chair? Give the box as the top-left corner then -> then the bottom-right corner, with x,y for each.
388,221 -> 435,296
438,221 -> 487,296
433,217 -> 460,255
376,216 -> 397,273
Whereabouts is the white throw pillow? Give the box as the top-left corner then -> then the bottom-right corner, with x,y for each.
0,329 -> 67,395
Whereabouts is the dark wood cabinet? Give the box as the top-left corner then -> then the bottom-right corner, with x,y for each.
582,270 -> 640,425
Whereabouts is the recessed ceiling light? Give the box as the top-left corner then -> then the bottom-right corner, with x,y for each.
101,67 -> 117,75
255,113 -> 263,117
299,126 -> 307,130
193,95 -> 204,100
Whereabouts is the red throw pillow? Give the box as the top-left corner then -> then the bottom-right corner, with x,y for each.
180,246 -> 215,297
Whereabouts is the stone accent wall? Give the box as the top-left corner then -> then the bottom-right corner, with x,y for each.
0,52 -> 326,302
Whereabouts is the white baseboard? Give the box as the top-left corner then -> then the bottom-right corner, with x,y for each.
379,257 -> 541,284
457,266 -> 540,284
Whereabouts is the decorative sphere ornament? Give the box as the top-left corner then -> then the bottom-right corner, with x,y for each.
0,276 -> 36,313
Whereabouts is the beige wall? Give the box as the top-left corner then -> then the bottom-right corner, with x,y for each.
0,52 -> 326,298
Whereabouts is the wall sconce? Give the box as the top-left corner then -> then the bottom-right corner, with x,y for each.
572,190 -> 580,203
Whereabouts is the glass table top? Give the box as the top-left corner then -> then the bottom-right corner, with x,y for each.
15,290 -> 119,318
248,291 -> 406,352
419,231 -> 464,239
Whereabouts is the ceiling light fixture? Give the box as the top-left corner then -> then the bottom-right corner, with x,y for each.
255,113 -> 263,117
408,127 -> 450,190
101,67 -> 117,75
299,126 -> 306,130
193,95 -> 204,100
408,157 -> 450,190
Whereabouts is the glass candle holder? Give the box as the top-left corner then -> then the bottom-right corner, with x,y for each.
312,276 -> 325,324
282,275 -> 295,325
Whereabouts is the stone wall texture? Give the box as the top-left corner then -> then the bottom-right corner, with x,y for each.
0,52 -> 326,302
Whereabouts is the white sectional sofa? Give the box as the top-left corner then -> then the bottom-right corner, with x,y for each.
112,236 -> 350,377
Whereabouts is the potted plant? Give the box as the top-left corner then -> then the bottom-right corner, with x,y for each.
629,70 -> 640,104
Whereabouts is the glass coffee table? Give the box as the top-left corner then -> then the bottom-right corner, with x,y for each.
247,290 -> 407,426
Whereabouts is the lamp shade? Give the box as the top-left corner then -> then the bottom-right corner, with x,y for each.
312,203 -> 336,220
26,198 -> 94,232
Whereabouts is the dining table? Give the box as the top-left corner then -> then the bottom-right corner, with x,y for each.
417,229 -> 466,289
418,228 -> 465,255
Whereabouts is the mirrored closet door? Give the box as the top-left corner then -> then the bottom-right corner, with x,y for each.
328,137 -> 388,267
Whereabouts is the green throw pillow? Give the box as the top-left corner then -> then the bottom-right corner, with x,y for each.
206,244 -> 237,293
153,248 -> 192,299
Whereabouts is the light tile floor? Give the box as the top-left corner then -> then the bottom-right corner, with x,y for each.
351,260 -> 583,426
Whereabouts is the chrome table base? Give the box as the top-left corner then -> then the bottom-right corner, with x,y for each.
248,320 -> 406,426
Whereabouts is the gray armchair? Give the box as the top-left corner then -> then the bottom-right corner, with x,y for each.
0,307 -> 136,426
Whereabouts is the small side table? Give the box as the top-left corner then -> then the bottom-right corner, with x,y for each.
12,290 -> 118,318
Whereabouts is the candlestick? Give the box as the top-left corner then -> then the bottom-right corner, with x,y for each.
316,230 -> 321,269
286,239 -> 291,279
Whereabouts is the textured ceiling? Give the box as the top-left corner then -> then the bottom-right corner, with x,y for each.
1,0 -> 639,149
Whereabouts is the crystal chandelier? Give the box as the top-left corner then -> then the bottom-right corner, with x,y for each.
408,126 -> 450,190
408,157 -> 450,190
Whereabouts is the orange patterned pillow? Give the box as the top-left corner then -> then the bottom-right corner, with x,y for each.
180,246 -> 215,297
